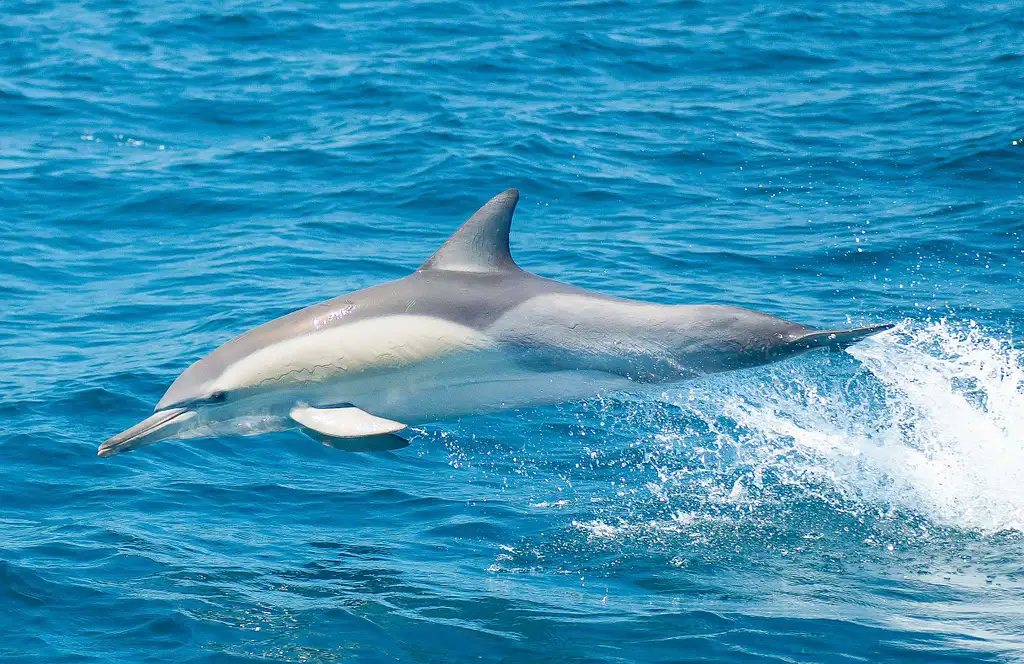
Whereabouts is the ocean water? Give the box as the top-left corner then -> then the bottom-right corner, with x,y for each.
1,0 -> 1023,661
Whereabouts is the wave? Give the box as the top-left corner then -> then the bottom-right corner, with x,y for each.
659,319 -> 1024,536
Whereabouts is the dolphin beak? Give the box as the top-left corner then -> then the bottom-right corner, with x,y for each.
97,408 -> 195,458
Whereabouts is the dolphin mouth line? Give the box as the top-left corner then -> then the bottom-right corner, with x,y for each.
97,407 -> 193,458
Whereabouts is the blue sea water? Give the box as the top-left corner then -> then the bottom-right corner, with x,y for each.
2,0 -> 1023,661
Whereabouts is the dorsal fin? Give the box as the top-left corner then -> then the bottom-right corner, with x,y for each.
420,189 -> 520,273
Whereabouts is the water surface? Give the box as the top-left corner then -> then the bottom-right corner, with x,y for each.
2,1 -> 1023,661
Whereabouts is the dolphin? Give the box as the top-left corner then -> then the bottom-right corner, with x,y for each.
98,189 -> 892,457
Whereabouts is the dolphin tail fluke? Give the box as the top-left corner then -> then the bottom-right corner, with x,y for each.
792,323 -> 894,351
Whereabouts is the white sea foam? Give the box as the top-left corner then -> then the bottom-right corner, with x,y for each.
711,319 -> 1024,534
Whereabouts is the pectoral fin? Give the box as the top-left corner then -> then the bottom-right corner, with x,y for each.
289,405 -> 408,438
301,427 -> 411,452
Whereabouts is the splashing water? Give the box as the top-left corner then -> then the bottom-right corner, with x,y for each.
489,319 -> 1024,574
511,319 -> 1024,590
706,319 -> 1024,534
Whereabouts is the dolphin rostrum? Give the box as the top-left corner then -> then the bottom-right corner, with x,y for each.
98,189 -> 892,457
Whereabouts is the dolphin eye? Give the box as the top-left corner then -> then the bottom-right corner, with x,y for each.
209,391 -> 227,403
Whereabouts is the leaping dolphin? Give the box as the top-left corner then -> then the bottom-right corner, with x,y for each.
98,189 -> 891,457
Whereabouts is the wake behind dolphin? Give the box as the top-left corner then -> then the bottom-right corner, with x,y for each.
98,190 -> 892,457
